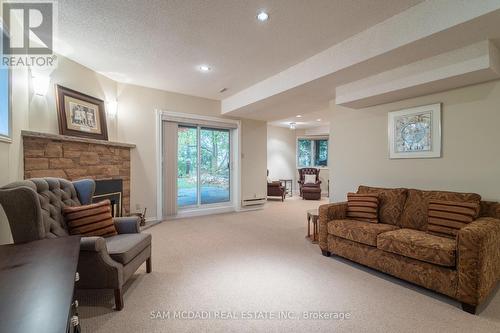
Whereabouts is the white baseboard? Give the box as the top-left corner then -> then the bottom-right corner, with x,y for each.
168,205 -> 236,219
237,204 -> 265,212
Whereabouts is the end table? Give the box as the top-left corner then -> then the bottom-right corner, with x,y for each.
306,209 -> 319,243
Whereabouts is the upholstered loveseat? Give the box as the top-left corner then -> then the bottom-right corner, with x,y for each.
0,178 -> 152,310
319,185 -> 500,314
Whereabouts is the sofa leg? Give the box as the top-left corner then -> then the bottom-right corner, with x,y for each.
461,303 -> 477,314
146,257 -> 152,273
114,288 -> 124,311
321,250 -> 331,257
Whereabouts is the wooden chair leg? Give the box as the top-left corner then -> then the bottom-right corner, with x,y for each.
114,288 -> 124,311
146,257 -> 152,273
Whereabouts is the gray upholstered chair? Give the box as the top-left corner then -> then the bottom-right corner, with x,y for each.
0,178 -> 152,310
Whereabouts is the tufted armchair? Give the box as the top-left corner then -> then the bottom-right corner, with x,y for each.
0,178 -> 152,310
298,168 -> 321,197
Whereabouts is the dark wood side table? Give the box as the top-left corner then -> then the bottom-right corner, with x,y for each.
0,236 -> 81,333
306,209 -> 319,243
279,179 -> 293,197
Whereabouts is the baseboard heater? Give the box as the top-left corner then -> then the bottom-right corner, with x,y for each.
241,197 -> 267,207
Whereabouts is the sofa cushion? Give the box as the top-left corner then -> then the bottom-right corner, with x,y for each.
105,233 -> 152,265
328,219 -> 399,246
346,193 -> 379,223
63,200 -> 117,237
357,186 -> 408,226
377,229 -> 456,267
427,200 -> 480,238
399,189 -> 481,231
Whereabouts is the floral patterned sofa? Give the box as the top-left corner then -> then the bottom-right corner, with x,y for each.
319,185 -> 500,314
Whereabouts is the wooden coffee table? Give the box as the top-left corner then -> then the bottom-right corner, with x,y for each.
306,209 -> 319,243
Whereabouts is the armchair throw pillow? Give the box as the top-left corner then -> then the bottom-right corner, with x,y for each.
63,199 -> 117,237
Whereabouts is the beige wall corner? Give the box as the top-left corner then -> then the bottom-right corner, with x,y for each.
0,67 -> 30,244
241,119 -> 267,202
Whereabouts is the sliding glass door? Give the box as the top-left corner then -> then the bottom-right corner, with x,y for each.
177,126 -> 198,207
177,126 -> 231,208
200,128 -> 230,204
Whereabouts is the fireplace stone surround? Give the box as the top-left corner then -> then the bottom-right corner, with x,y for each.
22,130 -> 135,214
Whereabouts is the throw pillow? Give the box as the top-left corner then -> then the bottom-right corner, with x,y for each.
63,200 -> 117,237
346,193 -> 379,223
427,200 -> 480,238
304,174 -> 316,184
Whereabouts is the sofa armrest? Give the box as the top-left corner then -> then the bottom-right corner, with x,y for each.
457,217 -> 500,306
80,236 -> 107,252
114,216 -> 141,234
78,236 -> 124,289
318,202 -> 348,250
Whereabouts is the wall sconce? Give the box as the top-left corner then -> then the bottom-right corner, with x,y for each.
289,122 -> 296,130
106,100 -> 118,118
32,75 -> 50,96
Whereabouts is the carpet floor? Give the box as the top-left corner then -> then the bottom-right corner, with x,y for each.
78,197 -> 500,333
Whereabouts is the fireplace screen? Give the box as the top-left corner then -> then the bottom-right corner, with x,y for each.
92,179 -> 123,217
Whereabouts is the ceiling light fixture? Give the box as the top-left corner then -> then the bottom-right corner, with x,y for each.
296,115 -> 302,118
199,65 -> 211,72
257,11 -> 269,22
289,122 -> 296,130
316,118 -> 322,121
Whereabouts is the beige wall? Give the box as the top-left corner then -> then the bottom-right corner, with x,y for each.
241,119 -> 267,201
0,68 -> 30,244
29,57 -> 118,139
329,80 -> 500,202
267,125 -> 297,185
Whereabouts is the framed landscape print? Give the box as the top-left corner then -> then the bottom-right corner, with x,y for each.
388,103 -> 441,159
56,85 -> 108,140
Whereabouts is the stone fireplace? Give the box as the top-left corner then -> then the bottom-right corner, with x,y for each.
22,130 -> 135,214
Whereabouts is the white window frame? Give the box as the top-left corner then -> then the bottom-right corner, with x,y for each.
296,136 -> 329,169
0,67 -> 12,143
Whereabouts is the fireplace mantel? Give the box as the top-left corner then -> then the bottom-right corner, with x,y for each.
22,130 -> 134,214
21,130 -> 136,148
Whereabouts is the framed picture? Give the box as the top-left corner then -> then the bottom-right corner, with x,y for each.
56,85 -> 108,140
388,103 -> 441,159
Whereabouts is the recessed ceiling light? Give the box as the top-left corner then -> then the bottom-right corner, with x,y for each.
296,115 -> 302,118
199,65 -> 211,72
257,11 -> 269,22
316,118 -> 322,121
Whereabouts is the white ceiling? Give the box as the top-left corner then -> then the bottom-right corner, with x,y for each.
57,0 -> 424,100
268,109 -> 330,129
221,1 -> 500,125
